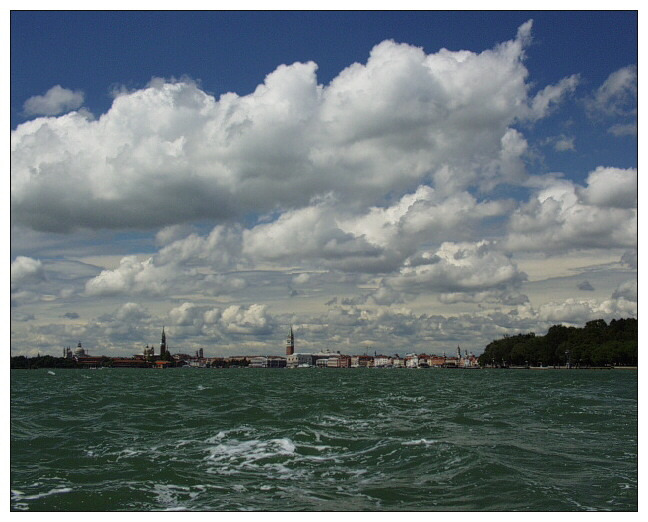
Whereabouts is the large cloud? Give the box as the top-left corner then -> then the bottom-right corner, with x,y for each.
167,302 -> 275,339
85,225 -> 245,296
376,240 -> 527,304
12,21 -> 578,233
85,181 -> 515,294
506,168 -> 636,253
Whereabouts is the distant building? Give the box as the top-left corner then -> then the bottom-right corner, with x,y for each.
250,356 -> 266,368
72,341 -> 87,357
250,356 -> 287,368
429,355 -> 445,367
143,344 -> 154,358
351,355 -> 374,368
287,353 -> 313,368
405,354 -> 419,368
112,358 -> 151,368
327,354 -> 351,368
75,356 -> 104,368
444,357 -> 459,368
222,356 -> 250,366
374,355 -> 392,368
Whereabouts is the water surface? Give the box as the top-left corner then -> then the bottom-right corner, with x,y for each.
10,368 -> 637,511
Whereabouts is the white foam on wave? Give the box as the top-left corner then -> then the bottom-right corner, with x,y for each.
318,414 -> 370,429
206,437 -> 297,463
205,427 -> 256,443
402,438 -> 438,446
203,436 -> 300,479
11,486 -> 72,501
114,448 -> 141,461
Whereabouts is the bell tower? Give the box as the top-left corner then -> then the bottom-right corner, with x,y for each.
160,327 -> 167,357
286,326 -> 294,356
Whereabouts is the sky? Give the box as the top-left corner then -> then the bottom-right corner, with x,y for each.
9,10 -> 638,358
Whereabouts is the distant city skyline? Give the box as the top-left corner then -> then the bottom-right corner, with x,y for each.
10,11 -> 637,357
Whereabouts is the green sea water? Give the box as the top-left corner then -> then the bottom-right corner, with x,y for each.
10,367 -> 637,511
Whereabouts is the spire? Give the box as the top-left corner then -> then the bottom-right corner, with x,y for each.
160,327 -> 167,356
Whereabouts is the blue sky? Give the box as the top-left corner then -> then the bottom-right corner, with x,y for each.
10,11 -> 638,357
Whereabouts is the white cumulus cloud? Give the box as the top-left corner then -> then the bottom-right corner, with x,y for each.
11,256 -> 45,286
506,169 -> 636,253
12,22 -> 578,233
587,64 -> 637,117
378,240 -> 527,304
23,85 -> 85,116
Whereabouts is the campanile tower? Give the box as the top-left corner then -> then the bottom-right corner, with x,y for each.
286,326 -> 294,356
160,327 -> 167,357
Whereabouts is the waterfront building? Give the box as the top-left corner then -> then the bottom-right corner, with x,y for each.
72,341 -> 87,357
327,354 -> 351,368
267,356 -> 287,368
340,354 -> 351,367
392,356 -> 404,368
327,356 -> 341,368
351,355 -> 374,368
444,357 -> 459,368
143,344 -> 154,358
112,358 -> 151,368
250,356 -> 267,368
374,355 -> 392,368
287,353 -> 314,368
75,355 -> 104,368
429,355 -> 446,367
460,351 -> 479,368
250,356 -> 286,368
326,356 -> 337,368
223,356 -> 250,366
405,354 -> 419,368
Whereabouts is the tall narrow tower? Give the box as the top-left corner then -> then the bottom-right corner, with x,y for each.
160,327 -> 167,357
286,326 -> 294,356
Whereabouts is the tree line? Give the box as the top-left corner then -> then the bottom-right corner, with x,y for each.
9,354 -> 252,369
10,355 -> 114,369
477,318 -> 637,367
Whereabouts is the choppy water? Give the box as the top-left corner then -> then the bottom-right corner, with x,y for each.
11,367 -> 637,511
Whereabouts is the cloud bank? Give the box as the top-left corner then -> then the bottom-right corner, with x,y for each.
12,21 -> 577,233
